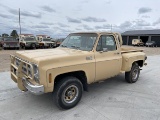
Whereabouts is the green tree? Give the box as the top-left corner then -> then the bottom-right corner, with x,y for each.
10,30 -> 18,38
2,33 -> 9,37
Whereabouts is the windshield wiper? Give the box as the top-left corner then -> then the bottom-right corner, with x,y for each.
71,45 -> 80,49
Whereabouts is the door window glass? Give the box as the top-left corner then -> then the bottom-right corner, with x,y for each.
96,35 -> 116,51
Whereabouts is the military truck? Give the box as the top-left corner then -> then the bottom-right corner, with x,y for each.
132,39 -> 144,46
10,32 -> 147,109
19,35 -> 39,49
36,35 -> 54,48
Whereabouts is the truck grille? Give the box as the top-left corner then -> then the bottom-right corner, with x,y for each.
7,43 -> 17,45
11,56 -> 33,79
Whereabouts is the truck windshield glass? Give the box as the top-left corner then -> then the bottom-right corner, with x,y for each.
24,37 -> 35,41
4,37 -> 17,41
43,38 -> 51,41
60,33 -> 97,51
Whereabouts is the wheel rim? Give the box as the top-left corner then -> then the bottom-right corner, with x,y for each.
132,69 -> 139,80
63,85 -> 79,104
32,44 -> 35,48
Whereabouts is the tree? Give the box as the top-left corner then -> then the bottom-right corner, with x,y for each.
2,33 -> 9,37
10,30 -> 18,38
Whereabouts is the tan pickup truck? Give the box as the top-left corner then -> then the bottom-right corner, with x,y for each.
10,32 -> 147,109
132,39 -> 144,46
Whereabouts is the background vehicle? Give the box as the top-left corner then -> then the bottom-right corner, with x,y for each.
0,37 -> 2,47
54,38 -> 65,47
10,32 -> 147,109
36,35 -> 54,48
2,37 -> 19,50
132,39 -> 144,46
145,41 -> 157,47
19,37 -> 39,49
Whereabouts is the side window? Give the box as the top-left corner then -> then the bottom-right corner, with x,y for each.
96,35 -> 116,51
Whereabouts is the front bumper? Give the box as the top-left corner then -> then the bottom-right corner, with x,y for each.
25,44 -> 39,47
10,55 -> 44,95
22,77 -> 44,95
3,45 -> 19,48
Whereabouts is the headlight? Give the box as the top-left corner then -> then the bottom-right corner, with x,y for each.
32,63 -> 39,83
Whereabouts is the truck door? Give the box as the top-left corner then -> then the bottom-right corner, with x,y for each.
95,35 -> 122,81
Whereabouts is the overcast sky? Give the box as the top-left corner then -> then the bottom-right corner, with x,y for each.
0,0 -> 160,38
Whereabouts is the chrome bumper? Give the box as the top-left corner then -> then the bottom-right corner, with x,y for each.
22,77 -> 44,95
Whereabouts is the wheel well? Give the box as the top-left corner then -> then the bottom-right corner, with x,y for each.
54,71 -> 88,91
134,60 -> 143,67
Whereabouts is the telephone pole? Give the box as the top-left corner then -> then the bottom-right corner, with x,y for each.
19,8 -> 21,34
111,24 -> 112,32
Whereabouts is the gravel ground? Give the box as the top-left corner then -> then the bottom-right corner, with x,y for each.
0,46 -> 160,72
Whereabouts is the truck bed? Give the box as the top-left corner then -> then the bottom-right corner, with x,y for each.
121,47 -> 143,54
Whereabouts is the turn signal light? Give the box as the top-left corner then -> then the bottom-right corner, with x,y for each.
49,73 -> 52,83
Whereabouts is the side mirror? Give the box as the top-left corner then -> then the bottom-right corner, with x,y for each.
100,48 -> 108,53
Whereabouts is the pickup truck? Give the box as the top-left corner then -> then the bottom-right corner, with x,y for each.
132,39 -> 144,46
19,37 -> 39,49
10,32 -> 147,109
38,38 -> 54,48
2,37 -> 20,50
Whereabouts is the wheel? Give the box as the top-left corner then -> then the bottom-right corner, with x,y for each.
54,76 -> 83,109
49,44 -> 52,48
125,63 -> 140,83
31,44 -> 36,49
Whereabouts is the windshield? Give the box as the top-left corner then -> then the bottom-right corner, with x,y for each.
24,37 -> 36,41
60,33 -> 97,51
4,37 -> 18,41
43,38 -> 51,41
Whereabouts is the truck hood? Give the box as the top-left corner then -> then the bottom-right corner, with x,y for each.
4,41 -> 19,43
15,47 -> 92,65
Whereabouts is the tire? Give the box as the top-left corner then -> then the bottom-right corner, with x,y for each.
49,44 -> 51,48
125,63 -> 140,83
31,44 -> 36,49
54,76 -> 83,109
20,44 -> 23,49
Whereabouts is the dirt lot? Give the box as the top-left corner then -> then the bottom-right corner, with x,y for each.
0,46 -> 160,72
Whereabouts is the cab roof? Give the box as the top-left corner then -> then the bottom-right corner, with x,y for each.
71,32 -> 118,35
